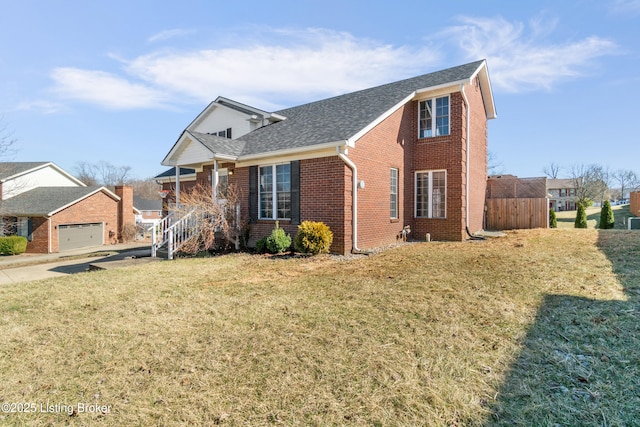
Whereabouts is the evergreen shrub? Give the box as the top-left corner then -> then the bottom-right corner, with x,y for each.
294,221 -> 333,255
0,236 -> 28,255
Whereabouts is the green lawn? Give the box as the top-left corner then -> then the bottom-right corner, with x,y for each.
0,228 -> 638,426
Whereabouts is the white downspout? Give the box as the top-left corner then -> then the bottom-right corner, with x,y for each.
460,83 -> 471,232
336,147 -> 361,253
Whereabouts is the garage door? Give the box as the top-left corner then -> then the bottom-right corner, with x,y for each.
58,223 -> 104,251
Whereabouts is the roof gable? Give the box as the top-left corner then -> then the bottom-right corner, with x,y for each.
0,186 -> 119,217
162,60 -> 496,165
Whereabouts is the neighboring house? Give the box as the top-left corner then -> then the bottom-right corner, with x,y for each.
0,162 -> 134,253
547,178 -> 578,211
158,60 -> 497,254
134,196 -> 163,226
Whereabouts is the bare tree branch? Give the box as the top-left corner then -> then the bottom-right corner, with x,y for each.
542,162 -> 561,179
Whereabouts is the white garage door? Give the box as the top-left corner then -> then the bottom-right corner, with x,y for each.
58,223 -> 104,251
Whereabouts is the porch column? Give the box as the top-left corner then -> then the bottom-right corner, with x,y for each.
212,160 -> 219,201
175,166 -> 180,205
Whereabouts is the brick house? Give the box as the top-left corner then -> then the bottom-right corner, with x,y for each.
158,60 -> 497,254
547,178 -> 578,211
0,162 -> 135,253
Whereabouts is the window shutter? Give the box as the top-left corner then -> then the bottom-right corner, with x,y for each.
27,218 -> 33,242
290,160 -> 300,225
249,166 -> 257,224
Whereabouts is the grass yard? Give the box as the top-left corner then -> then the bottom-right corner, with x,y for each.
0,228 -> 638,426
555,204 -> 632,229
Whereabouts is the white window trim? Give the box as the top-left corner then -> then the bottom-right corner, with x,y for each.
258,163 -> 291,220
415,170 -> 447,218
390,168 -> 399,219
418,95 -> 450,138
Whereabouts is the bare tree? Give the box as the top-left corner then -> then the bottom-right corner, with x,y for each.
542,162 -> 561,179
612,169 -> 639,200
487,150 -> 504,175
73,161 -> 99,185
129,177 -> 161,200
569,163 -> 610,206
169,183 -> 242,254
0,115 -> 17,161
73,161 -> 132,187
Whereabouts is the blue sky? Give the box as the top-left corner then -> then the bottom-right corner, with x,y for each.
1,0 -> 638,180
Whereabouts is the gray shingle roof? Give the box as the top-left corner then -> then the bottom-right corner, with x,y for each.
155,167 -> 196,179
0,186 -> 111,216
235,60 -> 485,156
133,197 -> 162,211
0,162 -> 49,181
188,132 -> 246,157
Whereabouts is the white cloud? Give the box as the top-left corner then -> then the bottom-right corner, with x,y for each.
51,68 -> 169,109
47,23 -> 617,110
148,28 -> 196,43
442,16 -> 617,92
127,28 -> 438,108
15,100 -> 65,114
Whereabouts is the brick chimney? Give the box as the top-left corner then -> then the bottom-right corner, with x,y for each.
114,185 -> 135,242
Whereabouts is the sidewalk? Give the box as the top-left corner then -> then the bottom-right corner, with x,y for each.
0,242 -> 151,268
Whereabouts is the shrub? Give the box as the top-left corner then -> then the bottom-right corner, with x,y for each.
262,221 -> 292,254
575,203 -> 588,228
295,221 -> 333,255
549,208 -> 557,228
120,222 -> 138,242
0,236 -> 28,255
255,236 -> 267,253
599,200 -> 615,229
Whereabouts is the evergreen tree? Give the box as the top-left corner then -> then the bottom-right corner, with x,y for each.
599,200 -> 615,229
575,203 -> 588,228
549,208 -> 557,228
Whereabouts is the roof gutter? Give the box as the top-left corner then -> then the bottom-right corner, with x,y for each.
336,146 -> 362,253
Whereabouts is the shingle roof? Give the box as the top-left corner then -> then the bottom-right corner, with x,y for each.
0,186 -> 113,216
154,167 -> 196,179
235,60 -> 486,156
0,162 -> 49,181
188,132 -> 246,157
133,197 -> 162,211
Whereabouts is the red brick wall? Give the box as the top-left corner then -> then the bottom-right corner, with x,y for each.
236,157 -> 350,254
465,78 -> 489,234
115,185 -> 134,241
26,191 -> 119,253
349,103 -> 413,250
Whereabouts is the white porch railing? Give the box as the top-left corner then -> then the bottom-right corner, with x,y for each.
151,202 -> 241,259
151,209 -> 198,260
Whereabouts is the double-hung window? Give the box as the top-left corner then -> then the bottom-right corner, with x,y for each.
259,164 -> 291,219
390,168 -> 399,219
419,96 -> 449,138
415,170 -> 446,218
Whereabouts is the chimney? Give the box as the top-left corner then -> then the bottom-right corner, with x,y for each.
115,185 -> 135,242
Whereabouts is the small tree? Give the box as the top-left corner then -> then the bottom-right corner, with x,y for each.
574,203 -> 588,228
549,208 -> 557,228
599,200 -> 615,229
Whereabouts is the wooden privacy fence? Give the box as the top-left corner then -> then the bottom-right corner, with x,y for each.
486,197 -> 549,230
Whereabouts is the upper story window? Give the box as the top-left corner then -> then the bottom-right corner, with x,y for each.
215,128 -> 232,139
259,164 -> 291,220
419,96 -> 449,138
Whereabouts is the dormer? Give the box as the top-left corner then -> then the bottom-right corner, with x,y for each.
185,97 -> 286,140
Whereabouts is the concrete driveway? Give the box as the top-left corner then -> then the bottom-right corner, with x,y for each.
0,243 -> 153,285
